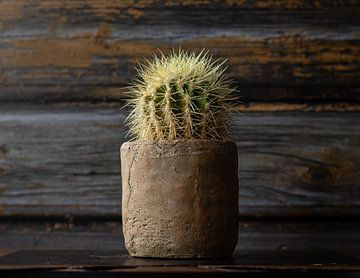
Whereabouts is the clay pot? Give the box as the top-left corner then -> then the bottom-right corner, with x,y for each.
120,140 -> 239,258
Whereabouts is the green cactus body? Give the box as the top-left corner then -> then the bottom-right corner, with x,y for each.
127,50 -> 235,141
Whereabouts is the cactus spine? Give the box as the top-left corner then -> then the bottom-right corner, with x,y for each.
127,49 -> 236,141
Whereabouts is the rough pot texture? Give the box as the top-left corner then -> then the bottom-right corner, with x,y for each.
120,140 -> 239,258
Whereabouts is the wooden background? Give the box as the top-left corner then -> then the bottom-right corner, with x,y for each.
0,0 -> 359,250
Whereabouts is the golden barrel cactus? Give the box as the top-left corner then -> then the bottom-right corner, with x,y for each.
126,49 -> 236,141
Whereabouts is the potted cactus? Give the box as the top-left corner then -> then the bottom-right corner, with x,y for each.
120,50 -> 239,258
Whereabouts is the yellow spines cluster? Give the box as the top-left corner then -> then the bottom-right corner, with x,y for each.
126,49 -> 236,141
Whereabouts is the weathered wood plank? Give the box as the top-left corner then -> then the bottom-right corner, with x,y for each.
1,219 -> 359,251
1,33 -> 358,85
0,0 -> 359,102
236,102 -> 360,112
2,86 -> 360,103
0,104 -> 359,218
1,249 -> 360,273
0,35 -> 358,101
1,0 -> 359,24
0,219 -> 123,251
0,105 -> 125,216
0,0 -> 359,21
233,111 -> 360,218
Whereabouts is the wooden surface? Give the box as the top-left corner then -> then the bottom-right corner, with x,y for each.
0,249 -> 360,277
0,104 -> 359,218
1,218 -> 359,275
0,0 -> 359,102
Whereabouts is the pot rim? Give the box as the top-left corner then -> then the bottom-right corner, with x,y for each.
120,139 -> 238,157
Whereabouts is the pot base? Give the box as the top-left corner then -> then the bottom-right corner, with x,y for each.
130,253 -> 233,259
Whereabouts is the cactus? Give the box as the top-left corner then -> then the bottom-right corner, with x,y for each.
126,49 -> 236,141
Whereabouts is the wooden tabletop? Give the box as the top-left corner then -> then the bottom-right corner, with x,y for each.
1,249 -> 359,277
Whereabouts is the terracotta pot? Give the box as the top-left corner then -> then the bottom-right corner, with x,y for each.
120,140 -> 239,258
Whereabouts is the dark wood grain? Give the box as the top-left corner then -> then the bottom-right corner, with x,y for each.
2,1 -> 359,26
0,218 -> 124,251
0,104 -> 125,217
0,0 -> 359,102
1,219 -> 359,251
0,104 -> 359,218
1,249 -> 360,274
